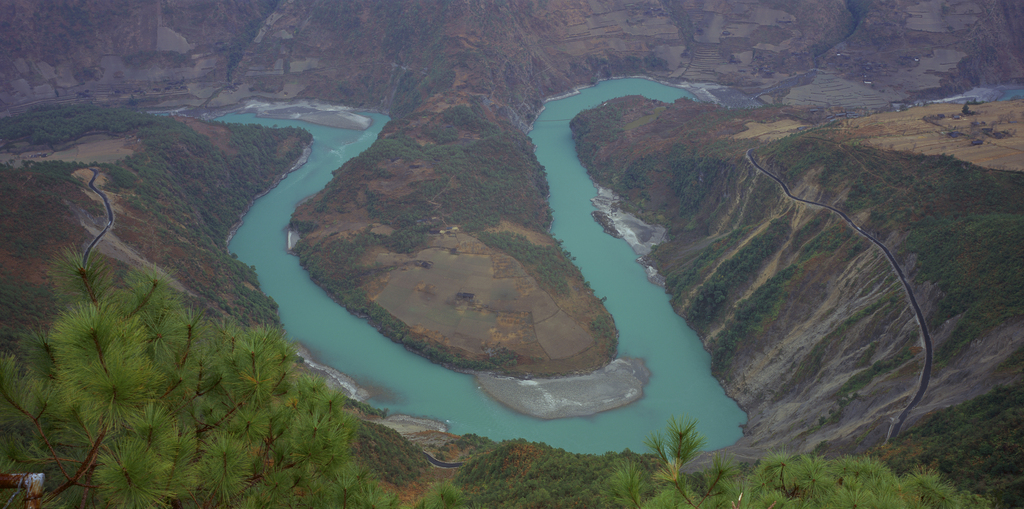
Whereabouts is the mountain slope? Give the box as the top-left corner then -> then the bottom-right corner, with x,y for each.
572,96 -> 1024,455
0,104 -> 311,352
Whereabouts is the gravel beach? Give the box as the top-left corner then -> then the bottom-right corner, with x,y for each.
475,358 -> 650,419
292,342 -> 371,401
590,184 -> 667,285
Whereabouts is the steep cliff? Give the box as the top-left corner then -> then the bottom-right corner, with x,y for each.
573,96 -> 1024,455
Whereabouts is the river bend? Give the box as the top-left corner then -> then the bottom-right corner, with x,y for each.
224,80 -> 746,454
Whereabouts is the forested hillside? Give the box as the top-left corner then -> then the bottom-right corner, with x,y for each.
2,0 -> 1024,505
572,96 -> 1024,467
291,103 -> 616,374
0,104 -> 310,354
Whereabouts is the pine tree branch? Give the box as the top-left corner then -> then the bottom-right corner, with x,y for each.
128,278 -> 160,318
89,328 -> 109,376
695,468 -> 726,509
196,400 -> 245,435
160,378 -> 184,399
45,426 -> 108,502
0,390 -> 75,483
78,267 -> 98,306
177,323 -> 196,369
78,466 -> 97,509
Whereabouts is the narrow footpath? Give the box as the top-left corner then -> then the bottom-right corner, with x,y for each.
745,149 -> 932,439
83,167 -> 115,265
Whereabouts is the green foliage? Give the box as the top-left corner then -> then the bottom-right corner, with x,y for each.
442,104 -> 498,135
433,433 -> 497,462
665,150 -> 731,218
344,398 -> 389,419
124,112 -> 307,324
761,136 -> 1024,367
591,313 -> 619,356
877,380 -> 1024,508
608,418 -> 990,509
476,232 -> 578,296
571,102 -> 626,175
353,421 -> 430,486
416,481 -> 467,509
686,218 -> 790,331
710,264 -> 798,375
315,114 -> 550,234
455,439 -> 658,509
764,139 -> 1024,226
0,160 -> 95,355
664,230 -> 746,298
1,105 -> 311,327
799,223 -> 854,261
0,253 -> 393,508
0,276 -> 55,355
0,104 -> 157,146
294,232 -> 518,373
290,219 -> 318,234
905,214 -> 1024,366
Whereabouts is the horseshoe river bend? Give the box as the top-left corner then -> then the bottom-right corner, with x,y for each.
220,78 -> 747,454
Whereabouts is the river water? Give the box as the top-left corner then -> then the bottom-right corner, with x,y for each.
223,78 -> 746,454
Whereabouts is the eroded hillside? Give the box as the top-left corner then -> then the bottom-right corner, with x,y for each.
573,96 -> 1024,454
0,104 -> 311,347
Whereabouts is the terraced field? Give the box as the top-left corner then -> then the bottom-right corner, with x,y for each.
848,101 -> 1024,172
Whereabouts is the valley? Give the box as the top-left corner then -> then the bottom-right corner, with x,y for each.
1,0 -> 1023,506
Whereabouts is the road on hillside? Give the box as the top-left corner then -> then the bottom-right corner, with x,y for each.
83,167 -> 115,265
745,149 -> 932,440
422,451 -> 463,469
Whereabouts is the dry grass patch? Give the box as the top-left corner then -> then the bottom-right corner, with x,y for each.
368,231 -> 608,373
733,119 -> 809,141
846,100 -> 1024,172
487,220 -> 556,246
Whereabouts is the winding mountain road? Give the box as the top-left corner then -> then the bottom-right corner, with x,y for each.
422,451 -> 463,469
83,167 -> 115,265
745,149 -> 932,439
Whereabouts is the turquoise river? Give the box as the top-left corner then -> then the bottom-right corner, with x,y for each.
223,78 -> 747,454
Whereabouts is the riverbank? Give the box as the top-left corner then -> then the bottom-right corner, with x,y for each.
225,144 -> 311,247
530,77 -> 756,132
292,342 -> 450,435
169,99 -> 375,131
926,85 -> 1024,104
223,85 -> 746,452
590,184 -> 667,286
295,335 -> 653,422
293,342 -> 372,401
475,358 -> 650,419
